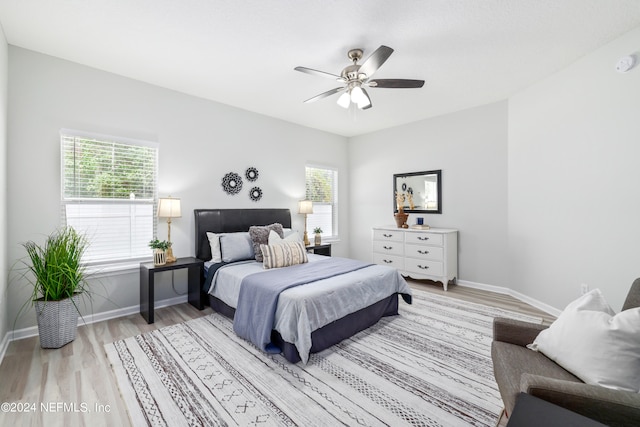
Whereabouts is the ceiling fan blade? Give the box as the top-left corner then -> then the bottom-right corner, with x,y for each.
294,66 -> 343,80
303,87 -> 346,103
358,88 -> 373,110
358,45 -> 394,78
368,79 -> 425,88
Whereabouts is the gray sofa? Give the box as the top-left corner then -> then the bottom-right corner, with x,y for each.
491,279 -> 640,427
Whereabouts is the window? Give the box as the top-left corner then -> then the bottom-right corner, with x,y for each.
305,165 -> 338,239
61,129 -> 158,265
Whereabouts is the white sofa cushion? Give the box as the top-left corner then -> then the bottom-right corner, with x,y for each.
528,289 -> 640,392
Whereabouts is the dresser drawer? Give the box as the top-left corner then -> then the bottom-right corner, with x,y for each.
405,244 -> 444,261
373,229 -> 404,242
373,240 -> 403,256
405,232 -> 443,246
405,258 -> 444,277
373,253 -> 405,269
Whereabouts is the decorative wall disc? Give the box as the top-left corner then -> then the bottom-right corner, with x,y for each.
249,186 -> 263,202
222,172 -> 243,195
245,167 -> 259,182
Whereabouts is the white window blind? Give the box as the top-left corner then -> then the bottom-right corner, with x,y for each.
305,165 -> 338,239
61,130 -> 158,264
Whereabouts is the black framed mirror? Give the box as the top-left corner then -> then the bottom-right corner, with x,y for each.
393,170 -> 442,214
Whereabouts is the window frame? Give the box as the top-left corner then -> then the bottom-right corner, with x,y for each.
305,164 -> 339,241
60,129 -> 159,268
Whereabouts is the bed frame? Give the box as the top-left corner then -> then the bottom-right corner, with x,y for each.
193,208 -> 399,363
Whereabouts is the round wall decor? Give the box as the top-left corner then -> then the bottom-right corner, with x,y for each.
249,186 -> 263,202
245,167 -> 259,182
222,172 -> 243,195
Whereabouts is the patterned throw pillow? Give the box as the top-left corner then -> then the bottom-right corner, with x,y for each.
249,223 -> 284,262
260,241 -> 308,269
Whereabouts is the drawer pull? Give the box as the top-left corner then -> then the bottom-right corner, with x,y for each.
417,236 -> 430,241
383,259 -> 393,264
383,245 -> 393,250
417,250 -> 429,255
383,233 -> 393,238
417,264 -> 429,270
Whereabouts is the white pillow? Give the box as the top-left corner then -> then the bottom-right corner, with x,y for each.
207,231 -> 253,263
206,232 -> 223,263
528,289 -> 640,392
268,229 -> 301,245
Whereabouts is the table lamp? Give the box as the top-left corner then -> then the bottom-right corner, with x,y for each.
298,200 -> 313,246
157,196 -> 182,263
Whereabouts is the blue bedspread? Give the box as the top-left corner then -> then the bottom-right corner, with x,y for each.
232,257 -> 373,353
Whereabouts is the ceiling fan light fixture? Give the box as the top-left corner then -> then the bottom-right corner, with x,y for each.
337,91 -> 351,108
356,95 -> 371,109
350,86 -> 366,104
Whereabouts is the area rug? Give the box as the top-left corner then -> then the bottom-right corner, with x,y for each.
105,289 -> 542,426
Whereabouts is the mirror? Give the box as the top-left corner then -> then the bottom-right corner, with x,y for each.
393,170 -> 442,214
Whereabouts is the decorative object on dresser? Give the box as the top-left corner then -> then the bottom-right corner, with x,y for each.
157,196 -> 181,262
393,170 -> 442,214
394,190 -> 409,228
372,225 -> 458,290
298,200 -> 313,246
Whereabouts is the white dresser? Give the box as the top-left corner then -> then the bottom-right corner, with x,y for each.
372,226 -> 458,290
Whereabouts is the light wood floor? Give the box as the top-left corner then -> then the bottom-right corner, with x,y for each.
0,280 -> 554,427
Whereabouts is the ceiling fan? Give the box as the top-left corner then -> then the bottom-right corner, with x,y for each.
294,45 -> 424,110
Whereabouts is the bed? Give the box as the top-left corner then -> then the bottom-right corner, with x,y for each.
193,208 -> 412,363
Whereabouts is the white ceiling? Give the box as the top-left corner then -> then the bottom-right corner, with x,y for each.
1,1 -> 640,137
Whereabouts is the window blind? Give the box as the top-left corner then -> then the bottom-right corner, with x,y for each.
61,130 -> 158,264
305,165 -> 338,238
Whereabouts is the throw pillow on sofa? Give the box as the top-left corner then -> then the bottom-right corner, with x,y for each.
528,289 -> 640,392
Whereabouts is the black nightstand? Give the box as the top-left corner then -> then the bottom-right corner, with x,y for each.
139,256 -> 204,324
306,243 -> 332,256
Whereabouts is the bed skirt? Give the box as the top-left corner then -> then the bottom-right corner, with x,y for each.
207,293 -> 400,363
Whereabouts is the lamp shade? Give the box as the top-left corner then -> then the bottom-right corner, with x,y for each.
298,200 -> 313,215
157,197 -> 182,218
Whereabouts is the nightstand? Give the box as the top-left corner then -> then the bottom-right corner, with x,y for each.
139,256 -> 204,324
306,243 -> 332,256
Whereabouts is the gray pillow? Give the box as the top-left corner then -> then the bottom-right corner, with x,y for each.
220,232 -> 255,262
249,223 -> 284,262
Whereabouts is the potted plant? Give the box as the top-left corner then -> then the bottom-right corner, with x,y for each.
19,226 -> 90,349
313,227 -> 323,246
149,238 -> 171,266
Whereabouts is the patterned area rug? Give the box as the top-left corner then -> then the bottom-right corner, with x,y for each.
105,289 -> 541,426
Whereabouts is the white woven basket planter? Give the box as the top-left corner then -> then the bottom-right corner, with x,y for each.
34,294 -> 81,349
153,249 -> 167,266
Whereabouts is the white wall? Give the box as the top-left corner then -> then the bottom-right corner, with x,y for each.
348,101 -> 509,288
0,26 -> 8,353
508,27 -> 640,311
7,47 -> 348,330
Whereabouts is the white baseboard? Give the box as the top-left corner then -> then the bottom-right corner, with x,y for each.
0,281 -> 562,366
457,279 -> 561,318
0,294 -> 188,363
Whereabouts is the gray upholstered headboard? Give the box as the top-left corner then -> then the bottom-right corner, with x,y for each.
194,208 -> 292,261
